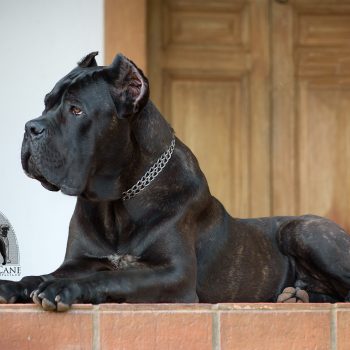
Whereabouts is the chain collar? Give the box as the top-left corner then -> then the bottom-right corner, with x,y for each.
122,138 -> 176,201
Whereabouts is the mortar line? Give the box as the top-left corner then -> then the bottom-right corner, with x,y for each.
331,304 -> 337,350
92,305 -> 100,350
212,308 -> 221,350
97,308 -> 331,314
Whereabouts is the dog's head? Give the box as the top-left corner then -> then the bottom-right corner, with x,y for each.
21,52 -> 149,198
1,226 -> 9,237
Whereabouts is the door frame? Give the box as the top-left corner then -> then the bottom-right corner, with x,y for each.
104,0 -> 148,72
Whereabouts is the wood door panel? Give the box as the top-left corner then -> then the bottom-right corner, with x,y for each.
298,15 -> 350,46
162,1 -> 249,49
107,0 -> 350,224
148,0 -> 270,217
167,10 -> 241,46
166,74 -> 250,216
273,0 -> 350,230
298,49 -> 350,77
298,85 -> 350,229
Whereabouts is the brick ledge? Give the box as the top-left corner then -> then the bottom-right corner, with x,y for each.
0,303 -> 348,349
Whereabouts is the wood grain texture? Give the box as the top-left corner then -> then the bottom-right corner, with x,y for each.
272,0 -> 350,230
272,1 -> 297,215
148,0 -> 270,217
105,0 -> 350,229
166,74 -> 250,216
105,0 -> 147,70
298,84 -> 350,229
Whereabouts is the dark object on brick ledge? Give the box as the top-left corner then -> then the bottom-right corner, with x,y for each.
1,52 -> 350,311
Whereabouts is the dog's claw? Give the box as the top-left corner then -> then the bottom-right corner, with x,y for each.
296,288 -> 309,303
277,287 -> 309,303
277,287 -> 295,302
0,295 -> 7,303
32,290 -> 41,305
41,298 -> 56,311
57,301 -> 70,312
30,289 -> 36,299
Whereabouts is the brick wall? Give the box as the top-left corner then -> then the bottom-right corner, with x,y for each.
0,303 -> 348,349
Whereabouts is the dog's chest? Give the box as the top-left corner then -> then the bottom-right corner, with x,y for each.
106,254 -> 145,269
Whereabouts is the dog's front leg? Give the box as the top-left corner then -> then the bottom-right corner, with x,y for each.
0,276 -> 45,303
32,263 -> 197,312
0,256 -> 116,304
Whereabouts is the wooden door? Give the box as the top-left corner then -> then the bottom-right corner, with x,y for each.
272,0 -> 350,230
147,0 -> 350,230
148,0 -> 271,218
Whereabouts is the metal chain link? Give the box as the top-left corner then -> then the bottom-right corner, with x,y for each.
122,138 -> 176,201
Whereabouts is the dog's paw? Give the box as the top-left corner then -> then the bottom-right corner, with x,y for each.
31,279 -> 85,312
277,286 -> 309,303
0,280 -> 26,303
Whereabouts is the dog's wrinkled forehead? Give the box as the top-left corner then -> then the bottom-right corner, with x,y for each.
44,69 -> 103,110
43,51 -> 149,120
44,52 -> 103,110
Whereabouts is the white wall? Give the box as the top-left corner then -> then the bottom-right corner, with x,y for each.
0,0 -> 104,280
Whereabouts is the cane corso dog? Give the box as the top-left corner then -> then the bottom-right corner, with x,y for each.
0,226 -> 9,265
1,52 -> 350,311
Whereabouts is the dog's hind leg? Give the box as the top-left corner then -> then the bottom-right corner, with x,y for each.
277,215 -> 350,302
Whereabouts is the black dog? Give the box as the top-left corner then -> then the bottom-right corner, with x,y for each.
0,52 -> 349,311
0,226 -> 9,265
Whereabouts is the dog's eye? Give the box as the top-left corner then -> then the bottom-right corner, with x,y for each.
70,106 -> 83,116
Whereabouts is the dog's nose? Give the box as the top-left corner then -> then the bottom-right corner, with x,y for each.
25,119 -> 46,137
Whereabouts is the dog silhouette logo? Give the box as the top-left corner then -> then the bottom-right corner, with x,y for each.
0,212 -> 20,277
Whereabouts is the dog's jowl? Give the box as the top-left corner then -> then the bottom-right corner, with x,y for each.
1,52 -> 350,311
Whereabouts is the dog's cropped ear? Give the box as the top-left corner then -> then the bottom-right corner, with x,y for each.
103,53 -> 149,119
78,52 -> 98,68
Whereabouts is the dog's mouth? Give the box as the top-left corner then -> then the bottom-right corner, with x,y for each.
21,150 -> 60,192
21,134 -> 86,197
38,177 -> 60,192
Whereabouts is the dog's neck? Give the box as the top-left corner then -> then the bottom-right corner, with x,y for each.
130,101 -> 174,155
81,101 -> 174,202
121,101 -> 175,196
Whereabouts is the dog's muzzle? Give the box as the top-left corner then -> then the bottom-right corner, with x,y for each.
21,119 -> 60,192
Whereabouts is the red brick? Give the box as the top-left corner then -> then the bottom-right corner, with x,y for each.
0,303 -> 338,350
221,310 -> 331,350
100,311 -> 212,350
337,308 -> 350,350
217,302 -> 332,311
0,306 -> 93,350
336,303 -> 350,309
